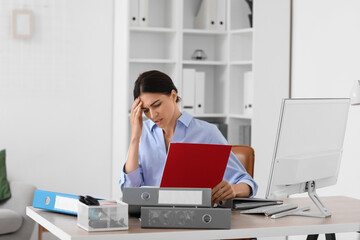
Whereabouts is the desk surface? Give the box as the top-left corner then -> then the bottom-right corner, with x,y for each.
26,196 -> 360,240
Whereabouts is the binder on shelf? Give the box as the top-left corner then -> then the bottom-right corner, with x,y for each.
33,190 -> 79,215
130,0 -> 139,26
216,0 -> 226,30
239,125 -> 251,146
182,68 -> 196,115
195,71 -> 205,114
139,0 -> 149,27
243,71 -> 254,116
194,0 -> 217,30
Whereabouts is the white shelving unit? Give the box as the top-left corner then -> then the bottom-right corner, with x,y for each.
126,0 -> 253,145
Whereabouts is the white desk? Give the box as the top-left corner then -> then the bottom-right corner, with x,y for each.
26,196 -> 360,240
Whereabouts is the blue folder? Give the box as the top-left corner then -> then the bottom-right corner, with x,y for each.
33,190 -> 79,215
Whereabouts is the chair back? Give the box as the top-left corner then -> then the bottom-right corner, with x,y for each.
231,145 -> 254,178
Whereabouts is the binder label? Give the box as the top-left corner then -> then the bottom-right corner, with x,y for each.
158,190 -> 203,205
54,195 -> 78,213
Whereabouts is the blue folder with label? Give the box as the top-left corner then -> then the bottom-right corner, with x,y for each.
33,190 -> 79,215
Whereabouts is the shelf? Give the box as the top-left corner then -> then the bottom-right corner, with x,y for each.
229,114 -> 252,120
230,32 -> 252,62
183,33 -> 227,63
126,0 -> 255,145
183,29 -> 227,35
230,28 -> 253,35
182,60 -> 227,66
130,27 -> 177,33
130,59 -> 177,64
230,61 -> 253,66
128,113 -> 227,120
193,113 -> 227,118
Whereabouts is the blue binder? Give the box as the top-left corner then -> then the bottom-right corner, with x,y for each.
33,190 -> 79,215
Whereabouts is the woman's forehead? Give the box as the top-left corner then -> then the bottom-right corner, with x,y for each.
140,93 -> 166,106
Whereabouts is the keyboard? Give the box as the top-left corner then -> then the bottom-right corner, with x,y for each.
241,203 -> 298,216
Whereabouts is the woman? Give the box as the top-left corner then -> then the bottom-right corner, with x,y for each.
119,70 -> 257,203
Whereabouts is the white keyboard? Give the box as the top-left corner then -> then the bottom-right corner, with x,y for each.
241,203 -> 298,216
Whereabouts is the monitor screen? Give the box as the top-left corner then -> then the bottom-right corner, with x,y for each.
266,98 -> 350,200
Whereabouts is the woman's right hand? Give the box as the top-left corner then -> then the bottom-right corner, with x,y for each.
130,98 -> 143,141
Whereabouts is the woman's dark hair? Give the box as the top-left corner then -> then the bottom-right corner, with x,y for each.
133,70 -> 181,102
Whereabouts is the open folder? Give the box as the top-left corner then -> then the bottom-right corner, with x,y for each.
160,143 -> 231,188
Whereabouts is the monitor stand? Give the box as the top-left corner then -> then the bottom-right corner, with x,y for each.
271,181 -> 332,218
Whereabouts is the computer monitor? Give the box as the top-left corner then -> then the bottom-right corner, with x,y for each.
266,98 -> 350,217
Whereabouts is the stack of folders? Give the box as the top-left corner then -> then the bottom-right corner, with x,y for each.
123,187 -> 231,229
182,69 -> 205,115
194,0 -> 226,30
241,203 -> 299,217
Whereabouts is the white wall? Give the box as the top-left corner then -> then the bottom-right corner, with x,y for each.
291,0 -> 360,199
256,2 -> 360,239
0,0 -> 114,199
112,0 -> 130,200
252,0 -> 291,198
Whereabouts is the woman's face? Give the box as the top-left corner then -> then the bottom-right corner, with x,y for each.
139,90 -> 178,128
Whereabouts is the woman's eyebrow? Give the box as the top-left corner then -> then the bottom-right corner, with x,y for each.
141,99 -> 160,110
150,99 -> 160,106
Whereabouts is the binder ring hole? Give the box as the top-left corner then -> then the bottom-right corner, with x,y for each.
141,192 -> 150,200
45,197 -> 51,205
202,214 -> 212,223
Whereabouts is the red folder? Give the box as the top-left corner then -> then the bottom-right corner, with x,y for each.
160,143 -> 231,188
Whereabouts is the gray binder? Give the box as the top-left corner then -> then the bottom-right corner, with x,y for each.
122,187 -> 212,216
141,207 -> 231,229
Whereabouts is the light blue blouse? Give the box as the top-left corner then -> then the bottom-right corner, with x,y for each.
119,111 -> 258,197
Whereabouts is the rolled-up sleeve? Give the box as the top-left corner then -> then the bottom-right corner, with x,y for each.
208,125 -> 258,197
223,152 -> 258,197
119,166 -> 143,190
236,177 -> 258,198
